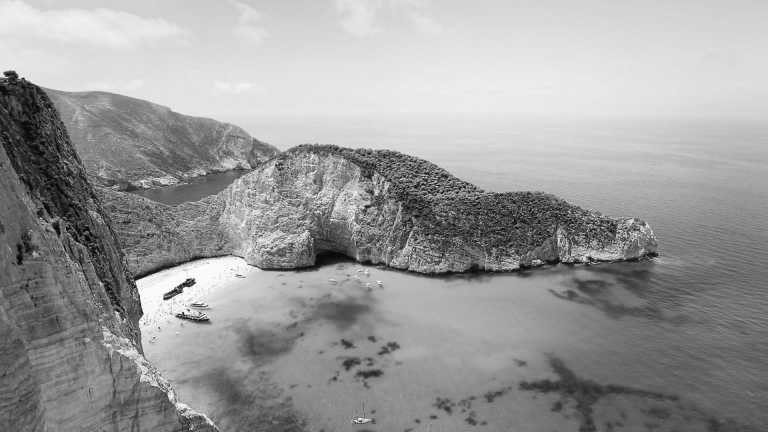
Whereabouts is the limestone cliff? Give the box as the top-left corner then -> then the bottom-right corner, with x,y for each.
45,87 -> 279,189
0,73 -> 218,431
97,187 -> 232,278
103,144 -> 657,275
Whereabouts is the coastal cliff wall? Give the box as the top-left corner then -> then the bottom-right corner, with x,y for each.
45,87 -> 279,189
218,146 -> 657,272
0,75 -> 217,431
104,145 -> 656,275
97,187 -> 232,278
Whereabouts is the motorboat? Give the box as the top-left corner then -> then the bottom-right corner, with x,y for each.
188,301 -> 209,309
175,309 -> 210,322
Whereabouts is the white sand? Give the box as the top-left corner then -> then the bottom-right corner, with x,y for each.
136,256 -> 257,330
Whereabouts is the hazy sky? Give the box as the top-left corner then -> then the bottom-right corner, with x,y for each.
2,0 -> 767,119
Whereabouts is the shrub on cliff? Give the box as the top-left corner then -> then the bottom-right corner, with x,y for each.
3,70 -> 19,81
281,144 -> 618,254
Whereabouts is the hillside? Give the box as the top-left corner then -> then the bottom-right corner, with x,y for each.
45,88 -> 279,189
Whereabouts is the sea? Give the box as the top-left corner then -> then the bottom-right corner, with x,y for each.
135,114 -> 768,432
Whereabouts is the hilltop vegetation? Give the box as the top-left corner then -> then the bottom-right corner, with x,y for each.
276,144 -> 618,256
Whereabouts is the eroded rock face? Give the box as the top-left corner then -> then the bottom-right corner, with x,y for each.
218,149 -> 657,272
45,87 -> 279,189
97,187 -> 232,278
0,76 -> 217,431
103,145 -> 657,275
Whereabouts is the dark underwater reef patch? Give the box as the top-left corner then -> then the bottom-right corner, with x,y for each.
518,356 -> 760,432
198,367 -> 308,432
519,356 -> 677,432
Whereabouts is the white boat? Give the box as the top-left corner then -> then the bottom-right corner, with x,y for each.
176,310 -> 210,322
328,278 -> 338,284
188,301 -> 209,309
376,280 -> 383,286
350,402 -> 375,425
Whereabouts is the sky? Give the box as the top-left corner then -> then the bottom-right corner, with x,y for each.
2,0 -> 767,121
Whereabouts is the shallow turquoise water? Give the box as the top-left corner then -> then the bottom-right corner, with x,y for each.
139,116 -> 768,431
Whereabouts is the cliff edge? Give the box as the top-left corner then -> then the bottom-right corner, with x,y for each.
103,144 -> 657,276
0,72 -> 218,431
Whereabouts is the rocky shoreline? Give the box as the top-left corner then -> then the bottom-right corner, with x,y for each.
102,144 -> 658,276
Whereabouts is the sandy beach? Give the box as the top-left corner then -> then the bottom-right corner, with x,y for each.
137,257 -> 257,337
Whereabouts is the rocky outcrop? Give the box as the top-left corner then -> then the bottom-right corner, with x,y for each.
103,144 -> 657,275
0,73 -> 217,431
97,187 -> 232,278
45,87 -> 279,189
218,146 -> 657,272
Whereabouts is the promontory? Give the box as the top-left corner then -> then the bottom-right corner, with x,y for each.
101,144 -> 658,277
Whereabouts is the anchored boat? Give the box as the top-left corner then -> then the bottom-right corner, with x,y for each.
351,402 -> 375,425
188,301 -> 209,309
175,309 -> 210,322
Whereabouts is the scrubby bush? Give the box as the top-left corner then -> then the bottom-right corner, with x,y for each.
3,70 -> 18,81
279,144 -> 618,254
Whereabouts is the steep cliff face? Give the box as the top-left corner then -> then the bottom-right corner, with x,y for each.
45,87 -> 279,189
217,146 -> 657,272
97,187 -> 231,278
0,75 -> 217,431
103,144 -> 656,275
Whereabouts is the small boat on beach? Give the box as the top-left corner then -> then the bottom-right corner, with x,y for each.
175,309 -> 210,322
163,278 -> 196,300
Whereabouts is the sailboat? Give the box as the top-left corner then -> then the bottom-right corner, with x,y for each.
350,401 -> 375,425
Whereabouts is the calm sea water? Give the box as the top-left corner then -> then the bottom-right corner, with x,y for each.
130,169 -> 249,204
138,115 -> 768,431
